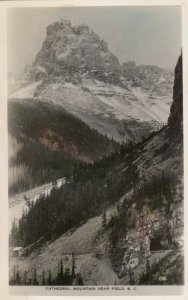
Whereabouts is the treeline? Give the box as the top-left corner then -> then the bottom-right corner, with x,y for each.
107,172 -> 176,247
131,172 -> 176,212
8,99 -> 120,195
10,115 -> 169,248
8,97 -> 165,196
10,258 -> 84,286
8,99 -> 119,161
10,156 -> 139,247
106,126 -> 166,165
9,138 -> 78,195
107,198 -> 129,247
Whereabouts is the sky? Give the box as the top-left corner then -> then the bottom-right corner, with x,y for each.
7,6 -> 182,74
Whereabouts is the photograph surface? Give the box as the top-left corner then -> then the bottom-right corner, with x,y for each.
7,4 -> 184,294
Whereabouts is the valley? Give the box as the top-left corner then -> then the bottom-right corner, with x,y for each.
8,19 -> 183,287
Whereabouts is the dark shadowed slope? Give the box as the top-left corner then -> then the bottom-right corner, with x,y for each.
8,99 -> 119,195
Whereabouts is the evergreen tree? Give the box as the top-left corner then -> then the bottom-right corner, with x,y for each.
10,219 -> 19,245
41,270 -> 46,286
55,259 -> 63,284
23,270 -> 27,285
47,269 -> 52,285
72,253 -> 75,276
60,259 -> 64,278
56,260 -> 60,284
146,259 -> 151,284
64,267 -> 71,285
76,273 -> 84,285
32,268 -> 39,285
129,269 -> 135,285
16,267 -> 21,285
64,267 -> 70,276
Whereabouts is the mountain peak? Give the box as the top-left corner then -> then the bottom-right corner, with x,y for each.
46,19 -> 72,35
34,19 -> 121,84
10,19 -> 174,144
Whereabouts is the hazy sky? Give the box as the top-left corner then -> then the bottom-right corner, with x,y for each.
7,6 -> 182,73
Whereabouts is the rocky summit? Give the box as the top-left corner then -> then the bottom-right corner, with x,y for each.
7,7 -> 184,288
30,19 -> 122,85
9,54 -> 183,286
9,19 -> 174,144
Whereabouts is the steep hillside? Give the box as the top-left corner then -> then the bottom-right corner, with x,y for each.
9,19 -> 173,143
9,54 -> 183,286
8,99 -> 119,195
168,54 -> 183,135
109,54 -> 183,284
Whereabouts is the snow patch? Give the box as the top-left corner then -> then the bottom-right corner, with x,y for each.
9,178 -> 65,232
9,81 -> 42,99
35,66 -> 46,73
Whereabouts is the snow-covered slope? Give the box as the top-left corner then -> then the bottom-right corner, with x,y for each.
9,55 -> 183,286
9,81 -> 42,99
9,19 -> 173,143
9,77 -> 171,143
37,78 -> 170,142
122,61 -> 173,97
9,178 -> 65,232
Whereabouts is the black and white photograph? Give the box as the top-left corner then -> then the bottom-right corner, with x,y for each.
2,0 -> 186,296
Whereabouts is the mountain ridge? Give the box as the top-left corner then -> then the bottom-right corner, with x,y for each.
9,54 -> 183,285
9,19 -> 173,143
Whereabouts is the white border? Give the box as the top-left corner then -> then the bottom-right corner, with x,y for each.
0,0 -> 186,8
0,1 -> 187,299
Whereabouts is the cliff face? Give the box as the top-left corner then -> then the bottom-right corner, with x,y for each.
168,54 -> 183,134
110,54 -> 184,284
122,61 -> 173,97
9,53 -> 184,285
34,20 -> 121,84
9,19 -> 174,144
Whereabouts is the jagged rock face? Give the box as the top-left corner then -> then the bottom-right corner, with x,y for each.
117,204 -> 183,279
10,19 -> 174,143
168,54 -> 183,133
122,61 -> 173,97
34,20 -> 121,84
111,54 -> 183,281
